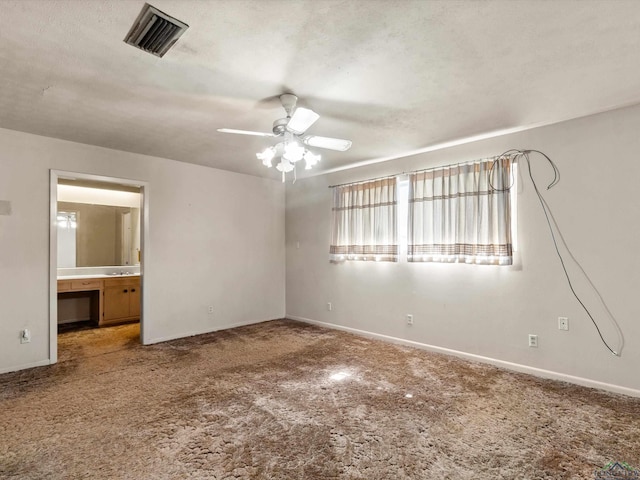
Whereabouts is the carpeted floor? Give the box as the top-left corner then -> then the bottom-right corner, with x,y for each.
0,319 -> 639,479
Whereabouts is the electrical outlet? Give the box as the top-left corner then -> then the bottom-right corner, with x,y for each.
528,334 -> 538,348
558,317 -> 569,331
208,306 -> 214,314
327,302 -> 332,311
406,314 -> 414,325
20,329 -> 31,344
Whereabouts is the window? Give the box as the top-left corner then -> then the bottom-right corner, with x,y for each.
330,156 -> 516,265
407,157 -> 514,265
329,177 -> 398,262
396,176 -> 410,261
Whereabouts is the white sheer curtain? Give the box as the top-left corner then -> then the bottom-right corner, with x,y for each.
408,157 -> 513,265
330,177 -> 397,262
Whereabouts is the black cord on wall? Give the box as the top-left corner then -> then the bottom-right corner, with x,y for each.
491,149 -> 622,357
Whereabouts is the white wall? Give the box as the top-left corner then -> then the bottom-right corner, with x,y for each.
0,128 -> 285,373
286,103 -> 640,396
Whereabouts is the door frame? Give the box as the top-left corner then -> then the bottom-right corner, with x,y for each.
49,170 -> 150,364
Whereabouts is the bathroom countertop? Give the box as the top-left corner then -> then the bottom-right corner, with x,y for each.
57,273 -> 140,280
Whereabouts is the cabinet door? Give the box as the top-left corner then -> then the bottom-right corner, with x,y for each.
104,286 -> 131,321
129,285 -> 141,317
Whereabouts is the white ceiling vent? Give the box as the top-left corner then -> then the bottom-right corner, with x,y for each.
124,3 -> 188,58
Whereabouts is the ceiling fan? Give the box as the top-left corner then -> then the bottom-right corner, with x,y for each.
217,94 -> 352,181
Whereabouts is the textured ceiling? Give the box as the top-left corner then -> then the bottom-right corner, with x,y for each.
1,0 -> 640,180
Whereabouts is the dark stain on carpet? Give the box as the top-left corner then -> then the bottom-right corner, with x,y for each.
0,319 -> 639,479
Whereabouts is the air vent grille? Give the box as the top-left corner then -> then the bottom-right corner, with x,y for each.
124,3 -> 188,58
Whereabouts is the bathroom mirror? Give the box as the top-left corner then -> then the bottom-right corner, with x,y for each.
57,181 -> 141,268
57,202 -> 141,267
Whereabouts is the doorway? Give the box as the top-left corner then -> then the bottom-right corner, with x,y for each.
49,171 -> 149,364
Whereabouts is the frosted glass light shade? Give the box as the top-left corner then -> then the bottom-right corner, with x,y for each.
304,151 -> 321,169
283,141 -> 305,162
276,158 -> 294,173
256,147 -> 276,167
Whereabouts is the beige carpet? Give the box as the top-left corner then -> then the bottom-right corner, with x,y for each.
0,320 -> 639,479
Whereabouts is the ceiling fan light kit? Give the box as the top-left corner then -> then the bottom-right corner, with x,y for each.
218,94 -> 352,182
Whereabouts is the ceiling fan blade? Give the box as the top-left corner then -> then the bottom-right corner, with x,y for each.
217,128 -> 274,137
302,135 -> 352,152
286,107 -> 319,135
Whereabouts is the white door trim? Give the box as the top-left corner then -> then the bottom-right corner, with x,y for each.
49,170 -> 150,364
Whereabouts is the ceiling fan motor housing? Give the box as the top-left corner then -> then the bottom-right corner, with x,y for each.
272,94 -> 298,135
279,94 -> 298,115
272,118 -> 288,135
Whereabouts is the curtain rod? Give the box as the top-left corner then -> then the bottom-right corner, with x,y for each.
327,151 -> 518,189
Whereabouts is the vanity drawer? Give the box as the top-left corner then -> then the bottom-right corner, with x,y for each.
103,276 -> 140,287
57,280 -> 72,292
70,279 -> 103,290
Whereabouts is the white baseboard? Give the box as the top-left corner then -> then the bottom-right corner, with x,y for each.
0,359 -> 52,375
144,318 -> 276,345
288,315 -> 640,399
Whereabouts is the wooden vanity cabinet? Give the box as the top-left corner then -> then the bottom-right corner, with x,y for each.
57,278 -> 103,325
58,275 -> 140,327
102,276 -> 141,325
